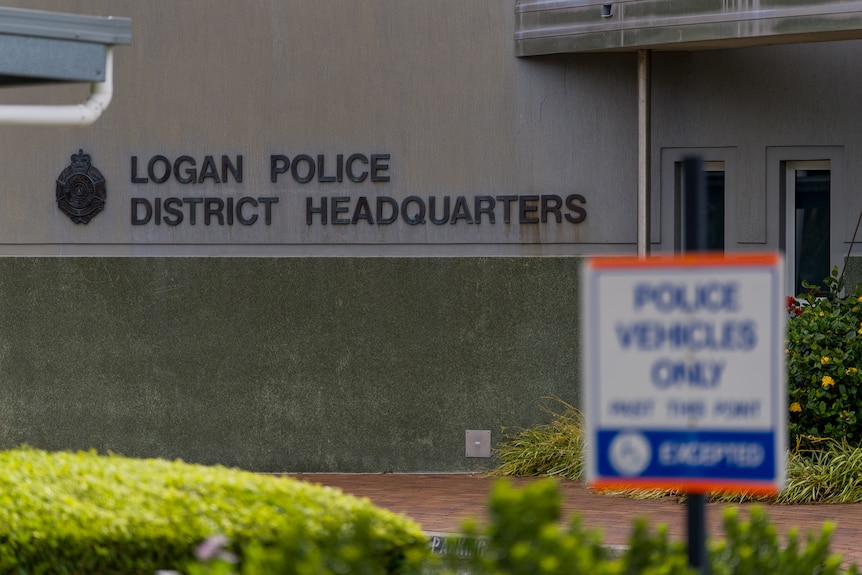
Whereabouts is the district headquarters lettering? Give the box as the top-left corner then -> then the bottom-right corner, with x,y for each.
129,152 -> 587,227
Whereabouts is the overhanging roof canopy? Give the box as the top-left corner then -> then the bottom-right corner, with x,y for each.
516,0 -> 862,56
0,6 -> 131,85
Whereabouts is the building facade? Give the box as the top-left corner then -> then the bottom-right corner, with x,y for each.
0,0 -> 860,471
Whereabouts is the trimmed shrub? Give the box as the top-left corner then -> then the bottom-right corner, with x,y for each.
787,269 -> 862,447
440,479 -> 859,575
0,447 -> 427,574
711,506 -> 853,575
440,479 -> 630,575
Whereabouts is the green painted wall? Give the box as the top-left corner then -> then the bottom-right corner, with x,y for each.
843,257 -> 862,294
0,257 -> 581,472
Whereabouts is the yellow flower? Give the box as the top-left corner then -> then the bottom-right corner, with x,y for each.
847,367 -> 858,375
821,356 -> 830,365
789,402 -> 802,412
854,307 -> 860,313
819,311 -> 825,317
821,375 -> 835,388
858,327 -> 862,335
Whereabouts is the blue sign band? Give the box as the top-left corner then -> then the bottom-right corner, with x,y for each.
596,429 -> 777,481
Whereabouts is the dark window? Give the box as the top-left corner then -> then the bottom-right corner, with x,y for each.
705,169 -> 725,252
793,169 -> 830,294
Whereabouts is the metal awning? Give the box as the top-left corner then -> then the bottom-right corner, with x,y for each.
515,0 -> 862,258
0,6 -> 131,85
516,0 -> 862,56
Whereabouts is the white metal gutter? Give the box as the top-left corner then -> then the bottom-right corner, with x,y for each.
0,47 -> 114,126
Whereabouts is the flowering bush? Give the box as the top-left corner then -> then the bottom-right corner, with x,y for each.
786,268 -> 861,447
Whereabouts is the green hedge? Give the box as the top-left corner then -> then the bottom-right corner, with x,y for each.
0,447 -> 427,574
439,479 -> 859,575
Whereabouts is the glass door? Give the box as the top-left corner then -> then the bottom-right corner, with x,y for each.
785,161 -> 831,296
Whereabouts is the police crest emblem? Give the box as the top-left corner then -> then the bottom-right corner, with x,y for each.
56,149 -> 106,224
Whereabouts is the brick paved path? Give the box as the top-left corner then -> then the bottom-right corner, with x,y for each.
290,473 -> 862,569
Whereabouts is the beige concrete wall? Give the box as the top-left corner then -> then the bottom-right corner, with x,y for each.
0,0 -> 639,255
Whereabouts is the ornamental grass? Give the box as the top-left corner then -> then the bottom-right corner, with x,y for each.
492,397 -> 585,480
714,438 -> 862,504
491,398 -> 862,504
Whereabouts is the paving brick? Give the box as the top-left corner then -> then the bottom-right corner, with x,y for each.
289,473 -> 862,569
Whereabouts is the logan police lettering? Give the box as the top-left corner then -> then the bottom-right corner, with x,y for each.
128,151 -> 589,229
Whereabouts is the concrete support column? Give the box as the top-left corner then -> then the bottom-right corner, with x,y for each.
637,49 -> 651,258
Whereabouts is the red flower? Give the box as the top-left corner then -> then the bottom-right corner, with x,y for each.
786,296 -> 802,316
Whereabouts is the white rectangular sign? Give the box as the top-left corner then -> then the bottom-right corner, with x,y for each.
582,253 -> 786,493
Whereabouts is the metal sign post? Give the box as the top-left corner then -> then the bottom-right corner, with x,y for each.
683,156 -> 709,573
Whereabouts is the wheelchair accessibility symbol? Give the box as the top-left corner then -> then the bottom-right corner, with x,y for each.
609,431 -> 652,476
